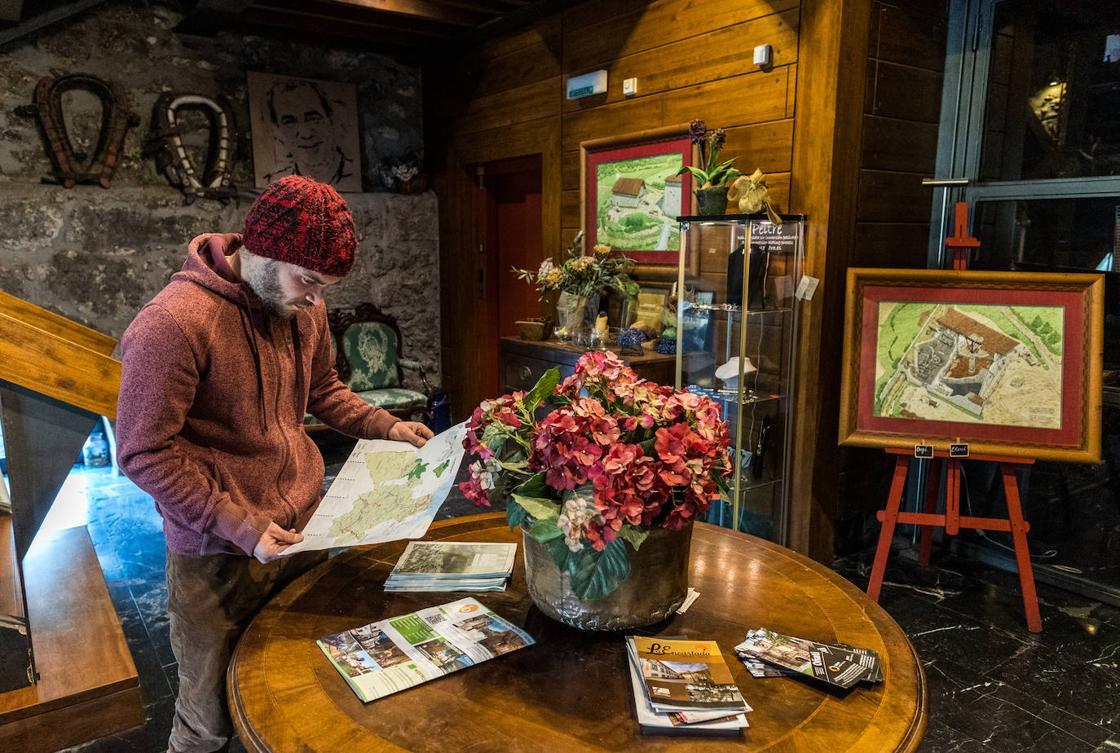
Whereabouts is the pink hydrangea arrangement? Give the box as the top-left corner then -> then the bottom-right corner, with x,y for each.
459,351 -> 731,600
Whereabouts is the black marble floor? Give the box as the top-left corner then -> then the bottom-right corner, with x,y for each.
31,435 -> 1120,753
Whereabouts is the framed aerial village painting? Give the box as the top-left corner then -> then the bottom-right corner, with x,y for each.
839,268 -> 1104,463
580,125 -> 698,267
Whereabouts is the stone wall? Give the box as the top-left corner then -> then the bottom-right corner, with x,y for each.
0,1 -> 440,388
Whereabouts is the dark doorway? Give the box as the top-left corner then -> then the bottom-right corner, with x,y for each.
476,155 -> 543,398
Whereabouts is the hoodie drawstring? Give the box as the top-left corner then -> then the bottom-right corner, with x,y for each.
291,317 -> 306,422
236,288 -> 269,434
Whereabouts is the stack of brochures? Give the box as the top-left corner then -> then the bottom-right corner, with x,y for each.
318,597 -> 534,703
625,636 -> 751,736
734,628 -> 883,690
384,541 -> 517,592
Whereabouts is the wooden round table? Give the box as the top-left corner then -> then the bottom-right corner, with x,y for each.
229,513 -> 926,752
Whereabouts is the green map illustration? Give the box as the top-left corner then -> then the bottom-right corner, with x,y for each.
327,452 -> 433,540
280,423 -> 468,555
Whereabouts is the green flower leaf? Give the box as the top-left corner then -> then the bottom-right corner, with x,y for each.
512,494 -> 561,522
529,518 -> 564,542
516,472 -> 549,499
506,501 -> 528,529
524,367 -> 561,412
567,538 -> 631,601
618,525 -> 649,551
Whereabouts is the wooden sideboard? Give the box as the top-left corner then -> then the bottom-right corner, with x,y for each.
499,337 -> 676,392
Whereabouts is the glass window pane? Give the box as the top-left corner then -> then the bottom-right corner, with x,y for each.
981,1 -> 1120,181
967,196 -> 1120,597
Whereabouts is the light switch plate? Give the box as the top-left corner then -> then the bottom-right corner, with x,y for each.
622,77 -> 638,97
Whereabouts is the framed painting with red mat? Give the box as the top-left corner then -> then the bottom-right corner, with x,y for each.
839,268 -> 1104,463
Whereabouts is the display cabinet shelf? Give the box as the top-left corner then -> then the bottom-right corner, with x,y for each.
675,213 -> 805,543
680,302 -> 793,317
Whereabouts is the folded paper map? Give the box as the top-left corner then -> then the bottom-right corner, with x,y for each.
282,422 -> 467,555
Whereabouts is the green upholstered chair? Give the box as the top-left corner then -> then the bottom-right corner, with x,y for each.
304,303 -> 433,431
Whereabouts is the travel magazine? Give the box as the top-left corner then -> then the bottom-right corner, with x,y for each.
625,636 -> 750,735
384,541 -> 516,592
318,597 -> 534,702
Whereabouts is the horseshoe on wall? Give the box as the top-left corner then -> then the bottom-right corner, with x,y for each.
28,72 -> 137,189
145,92 -> 238,205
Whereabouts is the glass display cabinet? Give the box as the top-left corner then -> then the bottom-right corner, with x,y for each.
674,213 -> 805,543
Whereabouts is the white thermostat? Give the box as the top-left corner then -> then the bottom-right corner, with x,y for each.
566,69 -> 608,99
753,44 -> 773,68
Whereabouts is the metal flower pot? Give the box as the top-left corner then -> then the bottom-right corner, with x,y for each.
521,521 -> 692,631
695,186 -> 729,216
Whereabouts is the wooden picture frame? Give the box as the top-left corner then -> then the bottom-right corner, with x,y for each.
247,72 -> 361,192
580,125 -> 699,268
839,268 -> 1104,463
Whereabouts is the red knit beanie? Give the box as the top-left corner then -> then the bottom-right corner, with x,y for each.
242,175 -> 357,277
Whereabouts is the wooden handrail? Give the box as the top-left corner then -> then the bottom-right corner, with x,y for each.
0,308 -> 120,419
0,291 -> 116,357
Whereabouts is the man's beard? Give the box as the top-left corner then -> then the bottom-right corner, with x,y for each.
243,258 -> 295,319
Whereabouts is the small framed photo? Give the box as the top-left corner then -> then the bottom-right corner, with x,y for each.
247,72 -> 362,192
580,125 -> 698,267
839,268 -> 1104,463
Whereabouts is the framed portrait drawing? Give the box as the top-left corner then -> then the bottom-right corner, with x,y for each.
580,125 -> 698,268
839,268 -> 1104,463
247,72 -> 362,192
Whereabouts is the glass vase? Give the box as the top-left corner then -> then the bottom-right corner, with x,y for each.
554,291 -> 584,342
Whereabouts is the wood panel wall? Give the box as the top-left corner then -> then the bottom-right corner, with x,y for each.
854,0 -> 948,269
429,0 -> 801,423
832,0 -> 950,555
428,0 -> 946,561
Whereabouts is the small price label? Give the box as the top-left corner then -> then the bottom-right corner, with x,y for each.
795,275 -> 820,301
914,444 -> 934,459
949,443 -> 969,458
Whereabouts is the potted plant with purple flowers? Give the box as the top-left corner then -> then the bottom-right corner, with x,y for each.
678,119 -> 739,216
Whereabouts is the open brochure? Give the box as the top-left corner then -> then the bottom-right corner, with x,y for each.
317,597 -> 534,703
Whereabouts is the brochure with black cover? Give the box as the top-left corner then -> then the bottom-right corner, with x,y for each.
734,628 -> 882,690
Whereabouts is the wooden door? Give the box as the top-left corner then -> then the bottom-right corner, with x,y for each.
477,155 -> 543,397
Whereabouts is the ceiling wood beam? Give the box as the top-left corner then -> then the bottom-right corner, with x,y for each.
422,0 -> 530,15
323,0 -> 497,27
252,0 -> 461,36
244,5 -> 454,43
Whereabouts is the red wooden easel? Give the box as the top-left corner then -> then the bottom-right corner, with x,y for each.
864,203 -> 1043,633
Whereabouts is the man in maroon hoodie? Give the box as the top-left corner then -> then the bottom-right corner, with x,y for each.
117,175 -> 432,753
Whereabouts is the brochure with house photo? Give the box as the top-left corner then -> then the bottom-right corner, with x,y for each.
626,636 -> 748,713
